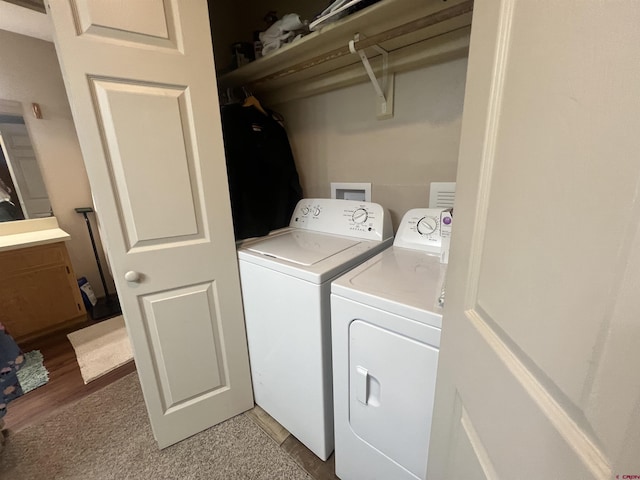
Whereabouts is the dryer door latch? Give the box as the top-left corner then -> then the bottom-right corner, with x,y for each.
356,366 -> 370,405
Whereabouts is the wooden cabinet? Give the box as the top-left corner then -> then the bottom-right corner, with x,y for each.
0,241 -> 86,341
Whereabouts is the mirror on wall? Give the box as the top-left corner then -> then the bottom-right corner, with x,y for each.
0,114 -> 52,222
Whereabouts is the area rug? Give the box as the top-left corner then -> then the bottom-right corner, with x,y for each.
67,315 -> 133,384
16,350 -> 49,394
0,372 -> 311,480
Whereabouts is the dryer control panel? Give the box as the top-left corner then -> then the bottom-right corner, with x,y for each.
290,198 -> 393,242
394,208 -> 446,254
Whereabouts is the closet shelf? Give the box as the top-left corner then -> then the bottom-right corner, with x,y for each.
217,0 -> 474,105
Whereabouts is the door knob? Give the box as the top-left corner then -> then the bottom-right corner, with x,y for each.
124,270 -> 141,282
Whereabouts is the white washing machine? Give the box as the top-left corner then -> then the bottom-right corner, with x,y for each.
237,198 -> 393,461
331,208 -> 448,480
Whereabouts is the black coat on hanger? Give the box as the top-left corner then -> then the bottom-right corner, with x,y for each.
220,103 -> 303,240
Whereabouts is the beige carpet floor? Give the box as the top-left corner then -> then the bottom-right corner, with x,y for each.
0,372 -> 311,480
67,315 -> 133,384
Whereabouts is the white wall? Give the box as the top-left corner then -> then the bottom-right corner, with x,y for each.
0,29 -> 115,297
276,57 -> 467,229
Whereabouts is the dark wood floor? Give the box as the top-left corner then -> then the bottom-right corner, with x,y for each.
3,319 -> 136,433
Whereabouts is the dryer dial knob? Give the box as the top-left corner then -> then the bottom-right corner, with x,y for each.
313,207 -> 321,216
417,216 -> 438,235
352,208 -> 368,224
301,206 -> 310,215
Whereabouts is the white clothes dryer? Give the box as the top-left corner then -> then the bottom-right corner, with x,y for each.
331,208 -> 448,480
237,198 -> 393,461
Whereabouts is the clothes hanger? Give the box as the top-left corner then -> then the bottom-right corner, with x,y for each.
242,86 -> 268,116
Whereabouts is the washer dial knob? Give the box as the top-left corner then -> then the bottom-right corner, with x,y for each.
417,216 -> 438,235
313,207 -> 321,216
301,206 -> 310,215
352,208 -> 369,224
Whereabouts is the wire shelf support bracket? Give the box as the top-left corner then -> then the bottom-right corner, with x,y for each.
349,33 -> 395,120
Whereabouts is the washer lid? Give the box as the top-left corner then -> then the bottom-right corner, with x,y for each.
245,230 -> 360,266
332,246 -> 446,328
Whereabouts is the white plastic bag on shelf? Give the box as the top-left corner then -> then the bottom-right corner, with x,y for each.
259,14 -> 305,56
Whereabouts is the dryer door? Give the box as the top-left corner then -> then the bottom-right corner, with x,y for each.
349,320 -> 439,479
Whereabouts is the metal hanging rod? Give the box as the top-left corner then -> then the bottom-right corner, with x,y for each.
249,0 -> 474,87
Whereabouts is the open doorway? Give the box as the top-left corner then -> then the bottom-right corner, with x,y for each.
0,1 -> 134,434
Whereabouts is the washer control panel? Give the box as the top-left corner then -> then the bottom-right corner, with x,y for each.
290,198 -> 392,241
394,208 -> 447,253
